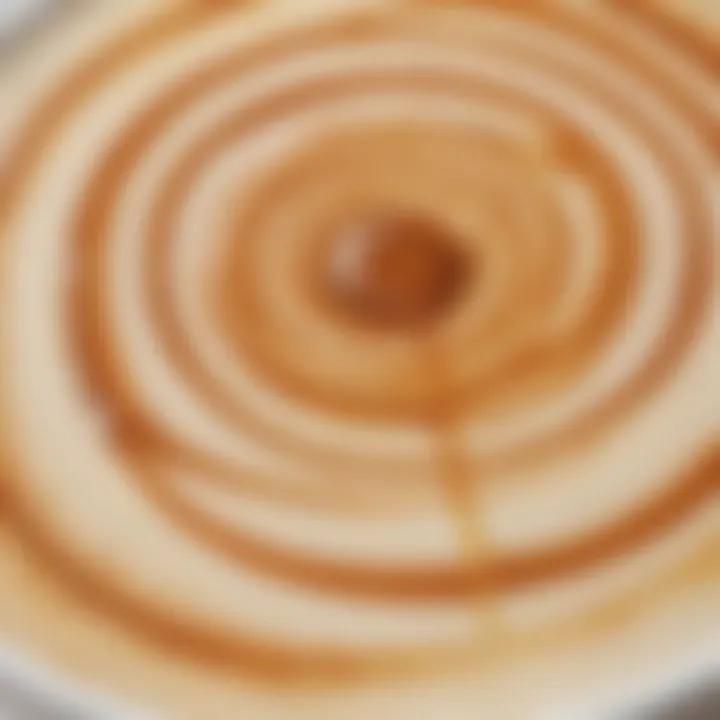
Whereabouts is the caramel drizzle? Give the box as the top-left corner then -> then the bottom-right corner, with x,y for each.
68,13 -> 713,592
1,0 -> 717,683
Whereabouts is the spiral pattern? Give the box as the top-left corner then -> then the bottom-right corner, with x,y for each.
1,0 -> 718,695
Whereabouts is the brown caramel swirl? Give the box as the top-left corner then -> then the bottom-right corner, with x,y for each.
0,0 -> 717,715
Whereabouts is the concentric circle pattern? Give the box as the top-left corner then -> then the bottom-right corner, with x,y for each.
0,0 -> 718,712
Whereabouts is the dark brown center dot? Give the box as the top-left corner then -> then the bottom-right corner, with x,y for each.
321,214 -> 472,331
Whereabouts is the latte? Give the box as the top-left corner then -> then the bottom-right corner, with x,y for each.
0,1 -> 717,718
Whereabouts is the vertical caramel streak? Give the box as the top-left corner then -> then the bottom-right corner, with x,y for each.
423,340 -> 483,558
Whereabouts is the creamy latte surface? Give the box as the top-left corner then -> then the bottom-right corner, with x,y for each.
0,1 -> 717,718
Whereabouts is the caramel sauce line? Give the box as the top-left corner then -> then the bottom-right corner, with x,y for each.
422,338 -> 484,559
423,334 -> 508,635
